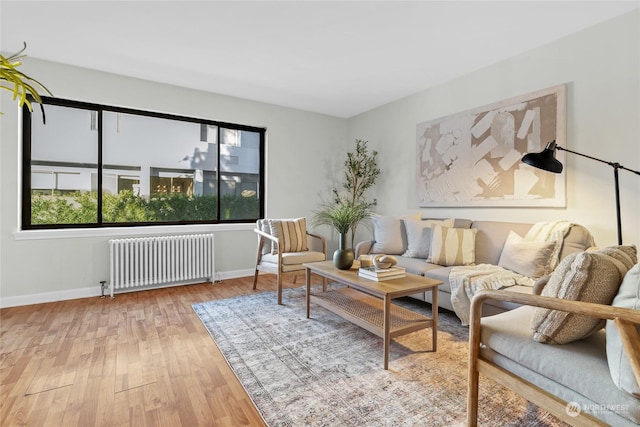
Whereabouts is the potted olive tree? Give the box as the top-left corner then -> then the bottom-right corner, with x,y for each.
312,139 -> 380,269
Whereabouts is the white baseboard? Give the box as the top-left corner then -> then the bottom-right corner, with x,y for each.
0,286 -> 102,309
0,269 -> 255,309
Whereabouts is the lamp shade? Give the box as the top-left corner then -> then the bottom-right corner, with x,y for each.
521,140 -> 563,173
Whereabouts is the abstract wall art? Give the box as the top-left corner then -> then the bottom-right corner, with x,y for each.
416,84 -> 566,207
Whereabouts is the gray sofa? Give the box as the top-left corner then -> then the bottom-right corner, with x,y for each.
355,218 -> 595,317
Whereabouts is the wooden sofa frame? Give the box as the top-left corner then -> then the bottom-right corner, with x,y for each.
467,289 -> 640,427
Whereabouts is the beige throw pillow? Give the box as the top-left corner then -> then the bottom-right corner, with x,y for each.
498,231 -> 559,279
371,213 -> 421,255
531,245 -> 637,344
606,262 -> 640,398
428,226 -> 477,266
268,218 -> 308,254
402,218 -> 454,259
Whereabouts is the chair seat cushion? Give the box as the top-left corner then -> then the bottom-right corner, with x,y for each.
261,251 -> 326,266
481,306 -> 640,424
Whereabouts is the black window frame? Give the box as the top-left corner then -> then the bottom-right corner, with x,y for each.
22,96 -> 265,230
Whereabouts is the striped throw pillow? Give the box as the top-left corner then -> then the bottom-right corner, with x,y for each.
428,226 -> 477,266
268,218 -> 308,254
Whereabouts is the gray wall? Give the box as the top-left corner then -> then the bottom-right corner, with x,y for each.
1,10 -> 639,307
348,10 -> 639,247
0,59 -> 348,306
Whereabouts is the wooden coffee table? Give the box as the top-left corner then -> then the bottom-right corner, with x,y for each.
304,260 -> 442,370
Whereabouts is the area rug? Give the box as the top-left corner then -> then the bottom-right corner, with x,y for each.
193,285 -> 566,427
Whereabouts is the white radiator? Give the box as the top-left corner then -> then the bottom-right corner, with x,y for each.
107,234 -> 214,297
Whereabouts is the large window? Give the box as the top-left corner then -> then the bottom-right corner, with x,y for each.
22,97 -> 265,229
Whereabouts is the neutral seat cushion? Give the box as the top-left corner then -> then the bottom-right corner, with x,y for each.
394,258 -> 444,277
261,251 -> 326,272
481,306 -> 640,424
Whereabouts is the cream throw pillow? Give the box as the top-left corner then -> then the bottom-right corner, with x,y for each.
371,213 -> 421,255
428,226 -> 477,266
606,262 -> 640,398
498,231 -> 559,279
402,218 -> 454,259
532,245 -> 637,344
268,218 -> 308,254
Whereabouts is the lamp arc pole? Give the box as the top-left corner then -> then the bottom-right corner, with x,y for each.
522,140 -> 640,245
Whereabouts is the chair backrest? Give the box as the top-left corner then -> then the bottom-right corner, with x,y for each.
256,219 -> 272,254
256,218 -> 309,255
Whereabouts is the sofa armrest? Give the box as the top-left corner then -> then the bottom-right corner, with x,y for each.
355,240 -> 374,259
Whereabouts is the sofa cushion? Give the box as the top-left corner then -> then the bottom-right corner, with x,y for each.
402,218 -> 454,258
395,257 -> 444,277
262,250 -> 325,266
472,221 -> 533,265
481,306 -> 640,424
370,213 -> 421,255
531,245 -> 637,344
498,231 -> 559,279
423,266 -> 454,293
606,262 -> 640,398
268,218 -> 308,254
428,226 -> 477,266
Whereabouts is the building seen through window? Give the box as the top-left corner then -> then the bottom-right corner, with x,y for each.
23,98 -> 265,228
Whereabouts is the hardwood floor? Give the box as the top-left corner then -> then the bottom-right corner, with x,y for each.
0,274 -> 305,426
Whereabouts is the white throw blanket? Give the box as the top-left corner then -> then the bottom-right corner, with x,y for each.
449,264 -> 534,325
523,220 -> 572,271
448,221 -> 574,325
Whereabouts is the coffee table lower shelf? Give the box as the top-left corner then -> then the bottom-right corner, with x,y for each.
310,287 -> 434,340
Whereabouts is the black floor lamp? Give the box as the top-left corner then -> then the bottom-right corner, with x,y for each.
522,140 -> 640,245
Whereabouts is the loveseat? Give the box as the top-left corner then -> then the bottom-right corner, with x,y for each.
468,250 -> 640,426
355,215 -> 595,320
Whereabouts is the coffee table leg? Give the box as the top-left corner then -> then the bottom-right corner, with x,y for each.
432,287 -> 438,352
306,267 -> 311,319
384,295 -> 391,370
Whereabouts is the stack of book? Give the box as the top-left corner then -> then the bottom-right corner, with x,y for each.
358,266 -> 406,281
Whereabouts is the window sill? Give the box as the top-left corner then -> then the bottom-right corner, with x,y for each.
13,223 -> 254,241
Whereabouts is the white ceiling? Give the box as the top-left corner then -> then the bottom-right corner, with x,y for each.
2,1 -> 639,118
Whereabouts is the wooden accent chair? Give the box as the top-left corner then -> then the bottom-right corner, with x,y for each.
253,218 -> 327,304
467,289 -> 640,427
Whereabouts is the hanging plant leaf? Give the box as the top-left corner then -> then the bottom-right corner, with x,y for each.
0,42 -> 52,120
